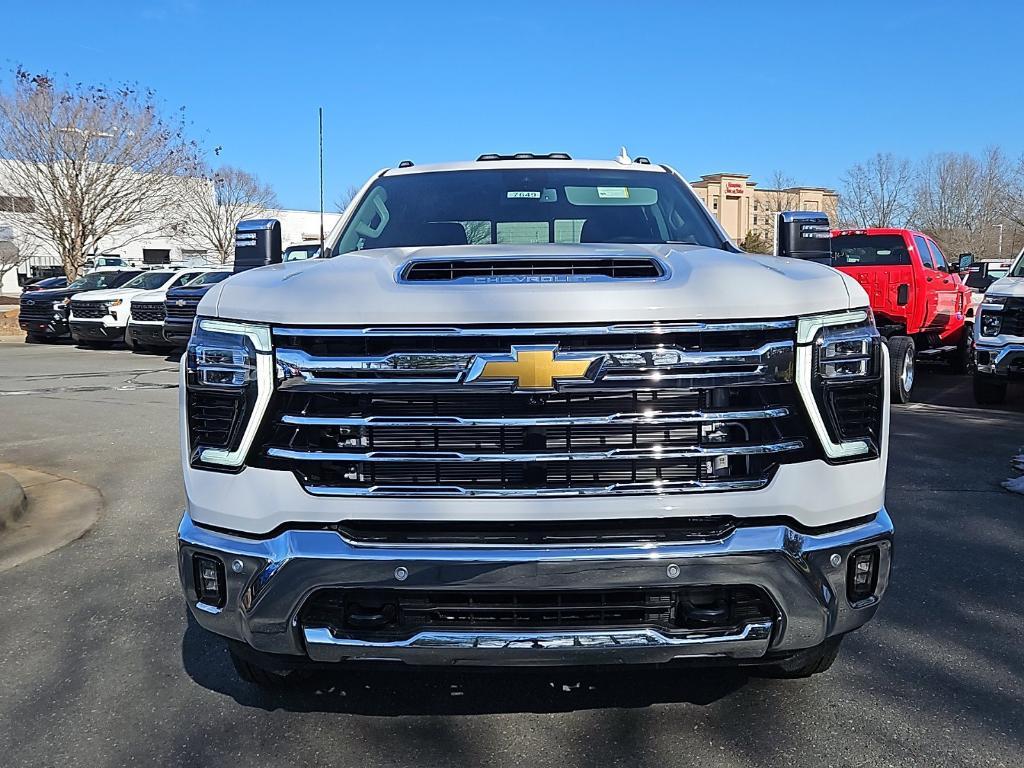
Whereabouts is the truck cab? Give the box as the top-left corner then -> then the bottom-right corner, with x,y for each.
831,228 -> 972,402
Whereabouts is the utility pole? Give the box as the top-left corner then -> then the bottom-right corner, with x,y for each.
996,223 -> 1004,258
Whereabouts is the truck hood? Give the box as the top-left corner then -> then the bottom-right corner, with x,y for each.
73,287 -> 149,302
986,276 -> 1024,298
130,288 -> 170,303
204,244 -> 865,325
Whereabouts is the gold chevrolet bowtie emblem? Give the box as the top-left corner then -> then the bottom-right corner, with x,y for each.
472,345 -> 599,390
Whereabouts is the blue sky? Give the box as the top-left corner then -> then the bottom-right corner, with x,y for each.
4,1 -> 1022,210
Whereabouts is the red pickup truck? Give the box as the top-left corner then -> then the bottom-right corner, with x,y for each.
831,228 -> 972,402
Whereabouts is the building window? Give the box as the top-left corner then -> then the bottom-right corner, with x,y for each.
143,248 -> 171,265
0,195 -> 34,213
712,195 -> 719,212
753,215 -> 758,225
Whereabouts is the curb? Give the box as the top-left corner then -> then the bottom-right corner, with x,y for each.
0,472 -> 27,530
0,463 -> 102,572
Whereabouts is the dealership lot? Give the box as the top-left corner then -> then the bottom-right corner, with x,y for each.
0,341 -> 1022,768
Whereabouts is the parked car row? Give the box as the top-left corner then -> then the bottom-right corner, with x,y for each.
18,266 -> 232,350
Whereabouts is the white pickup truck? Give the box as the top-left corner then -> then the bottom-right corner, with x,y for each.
177,154 -> 893,686
125,268 -> 214,351
973,249 -> 1024,404
69,268 -> 208,346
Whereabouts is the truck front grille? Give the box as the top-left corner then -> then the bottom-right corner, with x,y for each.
165,296 -> 201,320
999,298 -> 1024,337
249,321 -> 813,497
131,302 -> 165,322
18,299 -> 56,322
300,585 -> 776,641
71,300 -> 107,319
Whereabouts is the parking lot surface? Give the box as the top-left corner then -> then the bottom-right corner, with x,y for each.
0,341 -> 1022,768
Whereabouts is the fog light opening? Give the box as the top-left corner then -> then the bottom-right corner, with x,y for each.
847,546 -> 880,604
193,554 -> 226,608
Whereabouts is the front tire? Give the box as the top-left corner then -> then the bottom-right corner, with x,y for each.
949,325 -> 973,374
973,373 -> 1007,406
228,646 -> 306,689
761,636 -> 843,679
887,336 -> 916,403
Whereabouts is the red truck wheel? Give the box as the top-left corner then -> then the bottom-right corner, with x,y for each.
888,336 -> 916,403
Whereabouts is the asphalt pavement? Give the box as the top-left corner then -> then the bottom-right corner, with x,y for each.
0,340 -> 1021,768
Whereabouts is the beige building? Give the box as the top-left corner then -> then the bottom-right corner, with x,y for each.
690,173 -> 838,246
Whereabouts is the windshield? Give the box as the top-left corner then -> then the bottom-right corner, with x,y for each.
122,272 -> 174,290
66,272 -> 127,291
831,235 -> 911,266
333,168 -> 724,254
1011,257 -> 1024,278
187,271 -> 231,286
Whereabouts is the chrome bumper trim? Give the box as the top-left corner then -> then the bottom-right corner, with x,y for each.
178,508 -> 893,665
976,343 -> 1024,376
272,320 -> 797,338
302,621 -> 774,665
303,477 -> 768,497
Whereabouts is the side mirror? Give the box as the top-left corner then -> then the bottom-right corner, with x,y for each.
233,219 -> 282,273
775,211 -> 832,264
958,253 -> 974,270
949,262 -> 961,274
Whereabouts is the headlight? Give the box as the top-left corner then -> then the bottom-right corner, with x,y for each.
979,295 -> 1006,338
185,318 -> 273,469
796,309 -> 884,461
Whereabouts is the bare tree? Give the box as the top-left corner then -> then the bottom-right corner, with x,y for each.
914,147 -> 1010,258
0,68 -> 201,279
761,171 -> 800,216
334,184 -> 362,214
836,153 -> 915,228
176,166 -> 278,264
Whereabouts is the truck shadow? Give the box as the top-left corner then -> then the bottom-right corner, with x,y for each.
180,616 -> 750,715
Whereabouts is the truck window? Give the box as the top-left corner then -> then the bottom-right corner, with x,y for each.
913,235 -> 934,269
831,234 -> 911,266
333,168 -> 725,254
927,240 -> 948,271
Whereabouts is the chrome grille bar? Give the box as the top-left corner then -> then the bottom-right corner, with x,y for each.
266,440 -> 804,464
279,406 -> 790,428
276,341 -> 794,391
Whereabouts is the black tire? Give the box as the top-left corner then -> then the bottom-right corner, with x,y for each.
949,325 -> 972,375
973,373 -> 1007,406
761,636 -> 843,679
228,647 -> 302,689
887,336 -> 916,404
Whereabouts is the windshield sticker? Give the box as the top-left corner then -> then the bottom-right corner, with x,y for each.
507,191 -> 541,199
597,187 -> 630,199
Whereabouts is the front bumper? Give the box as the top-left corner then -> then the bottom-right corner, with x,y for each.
163,319 -> 193,345
19,316 -> 69,337
127,322 -> 171,346
70,320 -> 125,341
178,509 -> 893,666
976,342 -> 1024,378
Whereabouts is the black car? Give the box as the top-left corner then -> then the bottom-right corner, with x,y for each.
19,270 -> 141,342
163,270 -> 232,346
22,276 -> 69,293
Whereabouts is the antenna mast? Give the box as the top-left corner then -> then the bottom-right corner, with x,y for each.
318,107 -> 325,254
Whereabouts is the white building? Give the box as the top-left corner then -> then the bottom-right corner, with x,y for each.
0,160 -> 341,293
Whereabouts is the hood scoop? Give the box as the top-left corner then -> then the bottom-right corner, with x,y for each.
400,256 -> 665,284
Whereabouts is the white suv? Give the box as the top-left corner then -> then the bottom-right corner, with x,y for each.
69,268 -> 209,346
126,268 -> 214,351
